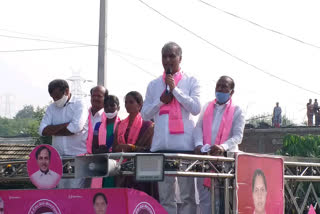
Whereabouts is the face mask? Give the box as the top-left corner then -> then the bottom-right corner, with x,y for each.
54,95 -> 68,108
105,110 -> 118,119
215,92 -> 230,104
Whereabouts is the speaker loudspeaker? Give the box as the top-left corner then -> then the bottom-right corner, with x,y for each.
75,154 -> 120,178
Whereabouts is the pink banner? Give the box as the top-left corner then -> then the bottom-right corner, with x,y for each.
0,188 -> 167,214
236,153 -> 284,214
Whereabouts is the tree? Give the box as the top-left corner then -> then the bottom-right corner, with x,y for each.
26,106 -> 52,145
0,105 -> 51,145
15,105 -> 34,119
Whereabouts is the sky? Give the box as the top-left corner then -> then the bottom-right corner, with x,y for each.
1,0 -> 320,124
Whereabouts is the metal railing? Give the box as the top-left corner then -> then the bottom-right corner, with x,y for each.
1,152 -> 320,213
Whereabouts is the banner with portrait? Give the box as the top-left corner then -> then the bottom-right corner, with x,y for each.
0,188 -> 166,214
236,153 -> 284,214
27,145 -> 62,189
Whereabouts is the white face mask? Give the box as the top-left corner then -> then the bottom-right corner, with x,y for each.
54,95 -> 68,108
105,110 -> 118,119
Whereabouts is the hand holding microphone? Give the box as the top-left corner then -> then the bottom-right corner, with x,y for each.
165,67 -> 174,93
160,67 -> 174,104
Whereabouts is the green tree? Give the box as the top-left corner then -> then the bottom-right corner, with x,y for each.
25,106 -> 52,145
0,105 -> 51,145
15,105 -> 34,119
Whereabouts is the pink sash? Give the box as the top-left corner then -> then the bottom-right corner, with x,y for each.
159,71 -> 184,134
117,113 -> 143,145
203,99 -> 235,146
203,99 -> 235,188
86,109 -> 107,154
87,111 -> 120,189
98,115 -> 120,151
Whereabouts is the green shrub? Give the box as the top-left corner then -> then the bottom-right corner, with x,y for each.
277,134 -> 320,158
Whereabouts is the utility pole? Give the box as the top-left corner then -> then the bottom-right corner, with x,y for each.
97,0 -> 108,87
0,94 -> 15,118
67,71 -> 93,100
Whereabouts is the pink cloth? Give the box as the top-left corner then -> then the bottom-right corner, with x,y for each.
91,116 -> 120,188
98,116 -> 120,151
203,99 -> 235,188
88,112 -> 120,188
308,205 -> 316,214
159,71 -> 184,134
203,99 -> 235,146
86,109 -> 107,154
117,113 -> 143,145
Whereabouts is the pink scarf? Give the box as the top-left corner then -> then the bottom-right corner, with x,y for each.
90,114 -> 120,189
203,99 -> 235,188
203,99 -> 235,146
159,71 -> 184,134
98,115 -> 120,151
86,109 -> 107,154
117,113 -> 143,145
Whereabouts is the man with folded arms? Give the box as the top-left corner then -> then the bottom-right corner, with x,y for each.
39,79 -> 88,188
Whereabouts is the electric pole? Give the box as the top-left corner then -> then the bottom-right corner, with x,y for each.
97,0 -> 108,87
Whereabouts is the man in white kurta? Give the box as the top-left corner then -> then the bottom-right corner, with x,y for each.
141,42 -> 201,214
193,76 -> 245,214
39,79 -> 88,188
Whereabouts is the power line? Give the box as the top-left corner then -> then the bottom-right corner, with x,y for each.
0,29 -> 161,65
0,34 -> 96,46
108,47 -> 159,65
109,49 -> 158,78
137,0 -> 320,96
0,28 -> 94,45
0,45 -> 96,53
0,34 -> 97,46
198,0 -> 320,50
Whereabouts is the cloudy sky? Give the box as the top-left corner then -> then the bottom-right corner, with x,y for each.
1,0 -> 320,124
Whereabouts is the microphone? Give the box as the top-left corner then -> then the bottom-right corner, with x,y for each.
165,67 -> 172,94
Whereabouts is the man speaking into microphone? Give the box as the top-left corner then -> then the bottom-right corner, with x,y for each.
141,42 -> 201,214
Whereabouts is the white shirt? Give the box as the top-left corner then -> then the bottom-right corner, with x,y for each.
82,107 -> 105,141
39,95 -> 88,156
193,101 -> 245,152
141,72 -> 201,152
30,169 -> 60,189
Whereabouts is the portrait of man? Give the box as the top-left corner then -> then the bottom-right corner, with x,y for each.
252,169 -> 267,214
93,192 -> 108,214
30,146 -> 61,189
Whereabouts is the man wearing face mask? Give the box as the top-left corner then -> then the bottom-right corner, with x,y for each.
193,76 -> 245,214
39,79 -> 88,188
